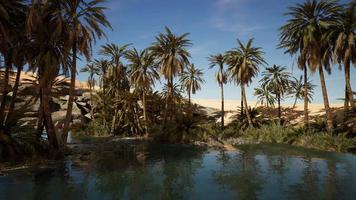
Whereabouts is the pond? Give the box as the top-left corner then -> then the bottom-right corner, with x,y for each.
0,143 -> 356,200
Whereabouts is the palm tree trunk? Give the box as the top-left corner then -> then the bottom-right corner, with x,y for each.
240,88 -> 244,122
344,60 -> 355,109
303,66 -> 309,123
318,66 -> 333,132
277,93 -> 281,125
0,55 -> 11,127
40,76 -> 59,149
221,83 -> 224,128
110,104 -> 118,135
143,91 -> 148,137
5,65 -> 22,129
37,101 -> 44,140
344,86 -> 349,110
89,79 -> 93,120
62,41 -> 77,144
241,84 -> 252,127
188,87 -> 191,115
163,79 -> 170,124
292,96 -> 298,109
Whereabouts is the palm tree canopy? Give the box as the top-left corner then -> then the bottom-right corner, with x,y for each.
180,64 -> 205,95
261,65 -> 291,97
99,43 -> 130,66
226,38 -> 267,86
254,85 -> 276,107
290,75 -> 315,103
279,0 -> 342,71
126,48 -> 160,91
208,53 -> 227,85
332,1 -> 356,66
60,0 -> 112,59
149,26 -> 192,80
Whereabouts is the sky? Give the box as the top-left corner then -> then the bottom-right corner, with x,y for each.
77,0 -> 355,104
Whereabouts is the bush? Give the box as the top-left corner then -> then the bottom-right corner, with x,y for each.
296,132 -> 356,153
241,123 -> 299,144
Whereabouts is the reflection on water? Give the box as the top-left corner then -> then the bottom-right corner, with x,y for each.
0,143 -> 356,200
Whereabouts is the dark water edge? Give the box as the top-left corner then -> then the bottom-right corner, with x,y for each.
0,142 -> 355,200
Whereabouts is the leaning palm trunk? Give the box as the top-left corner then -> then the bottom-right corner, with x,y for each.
318,66 -> 333,132
221,83 -> 224,128
5,66 -> 23,130
62,42 -> 77,144
292,96 -> 298,109
344,60 -> 355,109
303,66 -> 309,123
241,84 -> 252,127
0,55 -> 11,126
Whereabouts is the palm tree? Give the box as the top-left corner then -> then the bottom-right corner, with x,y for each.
0,0 -> 26,130
26,0 -> 71,149
226,38 -> 267,127
290,76 -> 315,109
254,85 -> 275,109
100,43 -> 130,91
94,58 -> 111,92
149,27 -> 191,121
100,43 -> 130,134
332,2 -> 356,110
208,54 -> 227,127
180,64 -> 205,107
279,0 -> 342,132
260,65 -> 291,123
80,63 -> 100,119
61,0 -> 111,144
126,48 -> 159,136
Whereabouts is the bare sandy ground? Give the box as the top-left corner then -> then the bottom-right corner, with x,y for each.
192,98 -> 344,115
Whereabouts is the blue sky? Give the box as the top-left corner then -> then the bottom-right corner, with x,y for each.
77,0 -> 355,104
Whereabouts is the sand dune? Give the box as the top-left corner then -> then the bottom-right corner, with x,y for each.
192,98 -> 344,115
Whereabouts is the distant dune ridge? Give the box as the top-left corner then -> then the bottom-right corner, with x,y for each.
192,99 -> 343,113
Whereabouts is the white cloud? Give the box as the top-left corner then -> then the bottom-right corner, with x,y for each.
209,0 -> 267,35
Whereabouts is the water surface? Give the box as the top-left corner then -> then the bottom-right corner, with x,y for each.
1,143 -> 355,200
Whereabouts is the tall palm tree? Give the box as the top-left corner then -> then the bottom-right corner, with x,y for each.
226,38 -> 267,127
26,0 -> 71,149
80,63 -> 99,119
279,0 -> 342,132
254,85 -> 275,109
332,2 -> 356,110
149,27 -> 191,121
0,0 -> 26,129
100,43 -> 130,134
61,0 -> 111,144
290,76 -> 315,109
208,54 -> 227,127
126,48 -> 159,136
180,64 -> 205,107
260,65 -> 291,123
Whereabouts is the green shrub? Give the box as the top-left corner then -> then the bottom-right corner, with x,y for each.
241,123 -> 299,144
296,132 -> 356,153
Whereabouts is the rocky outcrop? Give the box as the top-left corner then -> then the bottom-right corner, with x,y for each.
15,88 -> 92,127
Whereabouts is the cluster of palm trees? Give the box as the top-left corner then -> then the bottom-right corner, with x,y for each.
0,0 -> 111,158
209,0 -> 355,132
279,0 -> 355,132
0,0 -> 354,160
81,27 -> 205,138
